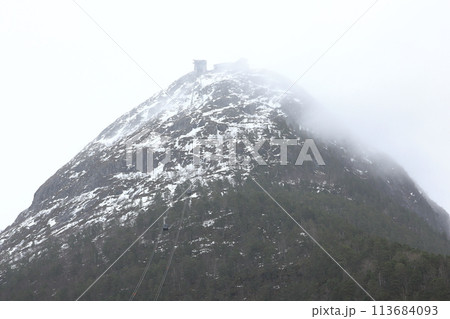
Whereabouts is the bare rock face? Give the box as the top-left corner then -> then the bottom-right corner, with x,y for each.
0,67 -> 449,300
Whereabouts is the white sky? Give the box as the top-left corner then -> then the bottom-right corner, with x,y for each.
0,0 -> 449,230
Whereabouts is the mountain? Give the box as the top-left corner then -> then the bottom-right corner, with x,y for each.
1,61 -> 450,300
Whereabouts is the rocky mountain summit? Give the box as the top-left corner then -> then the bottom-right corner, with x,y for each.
1,62 -> 449,300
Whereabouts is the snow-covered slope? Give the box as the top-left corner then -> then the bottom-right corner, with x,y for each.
0,68 -> 300,264
0,65 -> 449,269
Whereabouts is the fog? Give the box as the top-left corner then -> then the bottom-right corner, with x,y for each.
0,0 -> 449,230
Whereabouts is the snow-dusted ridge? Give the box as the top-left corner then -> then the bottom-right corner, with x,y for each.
1,65 -> 449,269
0,68 -> 302,265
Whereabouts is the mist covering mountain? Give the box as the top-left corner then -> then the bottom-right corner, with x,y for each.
1,61 -> 450,300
